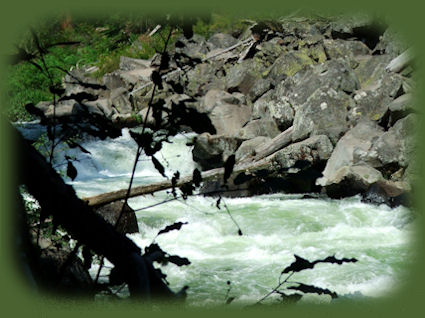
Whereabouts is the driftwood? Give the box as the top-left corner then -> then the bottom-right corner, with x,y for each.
252,126 -> 294,162
84,156 -> 272,207
386,48 -> 414,73
83,128 -> 297,207
15,124 -> 177,299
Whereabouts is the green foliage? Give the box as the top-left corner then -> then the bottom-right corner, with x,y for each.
193,13 -> 248,39
6,13 -> 246,122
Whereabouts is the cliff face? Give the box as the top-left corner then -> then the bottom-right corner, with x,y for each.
35,15 -> 416,206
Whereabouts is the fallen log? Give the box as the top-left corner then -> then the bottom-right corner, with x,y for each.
386,48 -> 414,73
83,157 -> 272,207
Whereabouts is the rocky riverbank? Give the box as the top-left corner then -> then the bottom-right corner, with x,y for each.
34,15 -> 417,207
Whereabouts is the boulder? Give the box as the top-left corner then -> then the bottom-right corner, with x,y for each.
209,103 -> 252,136
323,39 -> 371,60
185,62 -> 225,96
43,100 -> 86,118
369,114 -> 416,168
362,180 -> 410,207
198,89 -> 251,136
349,73 -> 403,123
206,33 -> 238,50
175,34 -> 209,61
353,54 -> 393,89
317,120 -> 384,187
258,135 -> 334,194
252,90 -> 295,131
237,118 -> 280,140
387,94 -> 415,125
248,77 -> 273,102
93,201 -> 139,234
64,67 -> 107,98
253,58 -> 359,132
192,133 -> 244,170
270,135 -> 334,172
83,98 -> 115,118
225,58 -> 266,94
37,247 -> 94,296
280,58 -> 359,107
235,136 -> 271,162
110,87 -> 133,114
268,50 -> 314,78
199,89 -> 245,113
324,165 -> 384,198
374,27 -> 409,57
291,87 -> 352,144
254,39 -> 287,65
201,135 -> 333,196
103,67 -> 153,91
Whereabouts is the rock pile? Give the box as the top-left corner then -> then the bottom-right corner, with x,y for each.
35,15 -> 417,206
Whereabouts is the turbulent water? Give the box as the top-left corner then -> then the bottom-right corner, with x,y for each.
20,123 -> 416,307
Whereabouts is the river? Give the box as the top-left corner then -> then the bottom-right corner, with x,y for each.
19,123 -> 417,307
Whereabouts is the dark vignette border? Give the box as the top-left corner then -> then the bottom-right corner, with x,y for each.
0,0 -> 424,317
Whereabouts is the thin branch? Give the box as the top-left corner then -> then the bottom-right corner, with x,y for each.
256,272 -> 295,304
221,196 -> 243,235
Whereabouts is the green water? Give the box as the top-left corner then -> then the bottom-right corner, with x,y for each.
119,192 -> 415,306
57,128 -> 416,307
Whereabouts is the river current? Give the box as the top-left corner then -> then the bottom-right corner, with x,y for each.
20,124 -> 417,306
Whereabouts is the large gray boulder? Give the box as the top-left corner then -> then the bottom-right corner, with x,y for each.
64,67 -> 107,98
192,133 -> 244,170
225,58 -> 266,94
268,50 -> 314,78
199,89 -> 246,113
317,120 -> 384,187
185,61 -> 226,96
206,33 -> 238,50
209,103 -> 252,136
252,89 -> 295,131
270,135 -> 334,171
119,56 -> 151,71
353,54 -> 393,89
349,73 -> 403,123
291,87 -> 352,144
253,58 -> 359,132
323,39 -> 371,61
197,89 -> 251,136
369,114 -> 416,168
110,87 -> 132,114
175,34 -> 209,61
324,164 -> 384,198
237,118 -> 280,140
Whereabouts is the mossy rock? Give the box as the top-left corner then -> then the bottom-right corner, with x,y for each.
269,51 -> 314,78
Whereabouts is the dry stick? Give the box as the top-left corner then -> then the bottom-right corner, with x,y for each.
94,27 -> 174,286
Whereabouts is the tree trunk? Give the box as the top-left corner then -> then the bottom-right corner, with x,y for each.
386,48 -> 414,73
14,124 -> 175,299
84,156 -> 273,207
